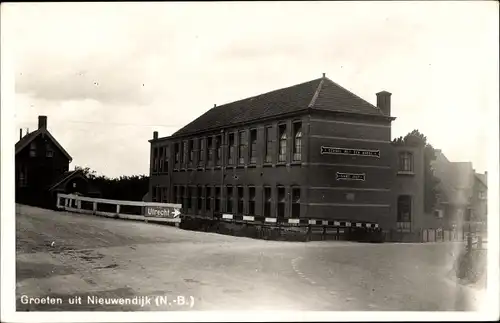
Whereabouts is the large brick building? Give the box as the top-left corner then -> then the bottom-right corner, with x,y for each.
148,75 -> 404,229
147,75 -> 486,234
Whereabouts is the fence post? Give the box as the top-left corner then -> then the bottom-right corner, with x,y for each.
93,202 -> 97,215
77,199 -> 81,209
116,204 -> 120,217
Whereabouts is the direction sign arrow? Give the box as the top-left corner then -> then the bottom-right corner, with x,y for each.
173,208 -> 181,218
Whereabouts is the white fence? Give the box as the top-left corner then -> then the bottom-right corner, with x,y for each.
57,193 -> 182,225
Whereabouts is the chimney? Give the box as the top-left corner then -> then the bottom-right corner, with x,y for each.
38,115 -> 47,129
153,131 -> 158,140
376,91 -> 392,116
322,73 -> 326,78
19,129 -> 23,140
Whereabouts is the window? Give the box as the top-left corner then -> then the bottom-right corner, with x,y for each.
163,147 -> 169,173
278,125 -> 287,163
277,186 -> 285,219
29,142 -> 36,157
264,187 -> 272,217
205,186 -> 212,211
153,147 -> 158,173
188,140 -> 194,166
207,137 -> 214,166
228,133 -> 235,165
187,187 -> 193,210
161,187 -> 168,203
215,135 -> 222,166
18,166 -> 28,187
478,191 -> 487,200
158,147 -> 163,173
175,143 -> 180,164
249,186 -> 256,215
179,186 -> 185,208
198,138 -> 205,166
238,131 -> 246,165
183,141 -> 188,166
226,186 -> 233,213
434,210 -> 443,218
399,152 -> 413,172
265,127 -> 273,163
152,186 -> 158,202
293,123 -> 302,161
237,186 -> 244,215
250,129 -> 257,164
397,195 -> 412,223
215,187 -> 221,212
197,186 -> 203,213
46,143 -> 54,158
291,187 -> 300,218
173,186 -> 178,204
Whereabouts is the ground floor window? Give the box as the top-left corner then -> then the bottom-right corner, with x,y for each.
237,186 -> 244,215
226,186 -> 233,213
248,186 -> 256,215
205,186 -> 212,212
197,186 -> 203,213
215,187 -> 221,212
397,195 -> 411,231
291,187 -> 300,218
264,186 -> 272,217
277,186 -> 285,219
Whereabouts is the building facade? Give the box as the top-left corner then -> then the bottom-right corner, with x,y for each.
148,76 -> 486,233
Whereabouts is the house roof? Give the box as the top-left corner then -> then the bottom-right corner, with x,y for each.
48,170 -> 81,191
475,173 -> 487,188
15,128 -> 72,162
170,76 -> 392,138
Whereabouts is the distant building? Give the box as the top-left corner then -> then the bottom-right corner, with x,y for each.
15,116 -> 100,208
147,75 -> 486,235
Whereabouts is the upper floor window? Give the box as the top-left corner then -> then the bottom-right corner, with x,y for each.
398,151 -> 413,172
250,129 -> 257,164
174,143 -> 180,164
45,143 -> 54,158
215,135 -> 222,166
293,123 -> 302,161
163,146 -> 169,173
265,126 -> 273,163
29,142 -> 37,157
478,191 -> 487,200
198,138 -> 205,166
188,140 -> 194,164
238,131 -> 246,165
207,137 -> 214,166
278,125 -> 287,163
153,147 -> 159,173
228,133 -> 235,165
183,141 -> 188,165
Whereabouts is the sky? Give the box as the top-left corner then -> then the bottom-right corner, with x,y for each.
4,1 -> 499,178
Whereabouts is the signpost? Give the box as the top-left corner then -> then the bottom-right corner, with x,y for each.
321,146 -> 380,158
144,205 -> 181,222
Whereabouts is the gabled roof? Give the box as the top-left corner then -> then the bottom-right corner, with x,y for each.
171,76 -> 392,138
15,128 -> 72,162
475,173 -> 487,188
48,170 -> 82,191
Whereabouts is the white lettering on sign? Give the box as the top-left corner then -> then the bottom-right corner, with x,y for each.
145,206 -> 181,218
321,146 -> 380,158
336,172 -> 366,181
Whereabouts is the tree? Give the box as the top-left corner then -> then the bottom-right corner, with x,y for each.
392,130 -> 441,213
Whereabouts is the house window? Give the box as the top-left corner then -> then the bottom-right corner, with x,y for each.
215,187 -> 221,212
226,186 -> 233,213
228,133 -> 235,165
215,135 -> 222,166
173,186 -> 178,204
278,125 -> 287,163
205,186 -> 212,212
197,186 -> 203,213
277,186 -> 285,219
293,122 -> 302,161
46,143 -> 54,158
249,186 -> 256,215
478,191 -> 487,200
207,137 -> 214,166
399,152 -> 413,172
161,187 -> 168,203
179,186 -> 185,208
187,187 -> 193,210
397,195 -> 412,230
434,210 -> 444,218
152,186 -> 158,202
198,138 -> 205,167
264,186 -> 272,217
153,147 -> 158,173
250,129 -> 257,164
291,187 -> 300,218
265,126 -> 273,163
29,142 -> 36,157
183,141 -> 188,167
18,166 -> 28,187
237,186 -> 244,215
238,131 -> 246,165
175,143 -> 180,165
188,140 -> 194,166
158,147 -> 164,173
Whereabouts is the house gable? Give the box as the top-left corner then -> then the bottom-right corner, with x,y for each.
15,128 -> 72,162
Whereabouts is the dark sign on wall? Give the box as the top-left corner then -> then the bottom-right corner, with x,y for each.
336,172 -> 366,181
321,146 -> 380,158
